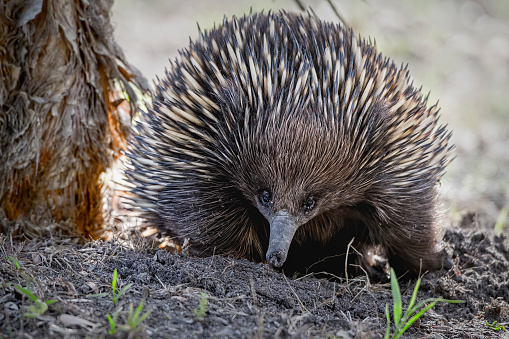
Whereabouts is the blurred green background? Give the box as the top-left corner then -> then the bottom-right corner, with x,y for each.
112,0 -> 509,231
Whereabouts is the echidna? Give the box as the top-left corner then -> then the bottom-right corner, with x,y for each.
125,11 -> 453,278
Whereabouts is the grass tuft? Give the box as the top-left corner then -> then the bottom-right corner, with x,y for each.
125,299 -> 151,331
107,307 -> 121,334
385,268 -> 464,339
88,268 -> 132,306
14,284 -> 57,318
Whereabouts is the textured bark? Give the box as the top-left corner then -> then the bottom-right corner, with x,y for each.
0,0 -> 147,237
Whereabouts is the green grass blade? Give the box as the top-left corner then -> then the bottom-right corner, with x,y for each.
133,312 -> 151,328
107,307 -> 121,334
390,268 -> 402,327
407,277 -> 421,311
385,303 -> 391,339
399,300 -> 438,335
107,314 -> 116,334
400,277 -> 421,324
14,285 -> 37,301
128,302 -> 134,322
8,256 -> 21,269
400,298 -> 463,335
137,310 -> 151,324
112,269 -> 118,293
117,283 -> 133,299
133,299 -> 145,321
494,207 -> 507,235
408,298 -> 464,317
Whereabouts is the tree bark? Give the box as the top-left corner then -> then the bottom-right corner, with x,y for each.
0,0 -> 147,237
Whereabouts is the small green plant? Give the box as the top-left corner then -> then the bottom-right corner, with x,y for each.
194,292 -> 209,321
106,300 -> 150,335
107,307 -> 121,334
125,299 -> 151,331
486,320 -> 506,331
384,268 -> 463,339
110,269 -> 132,306
88,269 -> 132,306
7,256 -> 21,270
14,285 -> 57,318
494,207 -> 507,236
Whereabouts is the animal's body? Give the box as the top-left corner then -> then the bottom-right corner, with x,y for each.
126,12 -> 453,278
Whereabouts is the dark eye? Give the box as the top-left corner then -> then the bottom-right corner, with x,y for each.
259,189 -> 272,207
302,196 -> 316,213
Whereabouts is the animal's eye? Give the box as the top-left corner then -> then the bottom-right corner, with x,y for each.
259,189 -> 272,207
302,196 -> 316,213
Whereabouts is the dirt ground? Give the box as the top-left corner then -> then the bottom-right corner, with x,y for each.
2,1 -> 509,338
1,214 -> 508,338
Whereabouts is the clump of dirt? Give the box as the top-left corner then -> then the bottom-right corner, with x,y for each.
1,214 -> 508,338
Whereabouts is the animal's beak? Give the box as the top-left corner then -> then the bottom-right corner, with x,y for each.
266,211 -> 299,268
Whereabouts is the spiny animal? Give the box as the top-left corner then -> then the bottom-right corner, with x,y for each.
125,11 -> 453,279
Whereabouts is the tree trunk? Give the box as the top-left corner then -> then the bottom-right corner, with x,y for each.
0,0 -> 147,237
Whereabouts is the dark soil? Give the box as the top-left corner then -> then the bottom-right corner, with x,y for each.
1,214 -> 508,338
